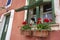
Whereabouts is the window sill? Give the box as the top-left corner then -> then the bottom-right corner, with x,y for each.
51,24 -> 59,27
51,24 -> 59,30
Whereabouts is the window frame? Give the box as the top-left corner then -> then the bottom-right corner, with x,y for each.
24,0 -> 55,24
0,10 -> 14,40
24,0 -> 60,30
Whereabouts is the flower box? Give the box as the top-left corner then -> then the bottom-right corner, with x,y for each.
21,30 -> 32,36
21,18 -> 52,37
20,21 -> 32,36
33,30 -> 48,37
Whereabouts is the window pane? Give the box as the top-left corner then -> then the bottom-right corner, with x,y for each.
43,2 -> 54,22
43,2 -> 52,12
43,13 -> 52,19
27,8 -> 36,24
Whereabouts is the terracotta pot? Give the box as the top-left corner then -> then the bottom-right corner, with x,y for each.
21,30 -> 32,36
33,30 -> 48,37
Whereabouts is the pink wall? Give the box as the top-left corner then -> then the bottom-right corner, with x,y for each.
0,0 -> 60,40
0,0 -> 7,15
10,0 -> 26,40
10,0 -> 60,40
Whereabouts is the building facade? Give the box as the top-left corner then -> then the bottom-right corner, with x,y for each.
0,0 -> 60,40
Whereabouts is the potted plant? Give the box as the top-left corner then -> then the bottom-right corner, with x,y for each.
33,18 -> 52,37
21,21 -> 32,36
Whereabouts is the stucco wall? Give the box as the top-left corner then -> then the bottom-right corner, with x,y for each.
54,0 -> 60,24
10,0 -> 26,40
0,0 -> 60,40
10,0 -> 60,40
0,0 -> 7,15
0,0 -> 7,39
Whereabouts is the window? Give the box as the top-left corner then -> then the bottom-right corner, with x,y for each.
0,10 -> 14,40
27,8 -> 37,24
1,14 -> 10,40
26,0 -> 37,24
26,0 -> 55,24
43,2 -> 52,20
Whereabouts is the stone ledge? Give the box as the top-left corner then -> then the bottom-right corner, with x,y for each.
51,24 -> 59,27
51,24 -> 60,30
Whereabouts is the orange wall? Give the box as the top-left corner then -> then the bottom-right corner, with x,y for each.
0,0 -> 26,40
9,0 -> 26,40
10,0 -> 60,40
0,0 -> 60,40
0,0 -> 7,15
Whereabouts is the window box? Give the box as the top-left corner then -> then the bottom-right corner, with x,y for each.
33,30 -> 48,37
20,18 -> 52,37
21,30 -> 32,36
20,21 -> 32,36
32,18 -> 50,37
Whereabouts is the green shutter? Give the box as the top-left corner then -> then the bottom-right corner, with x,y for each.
1,14 -> 10,40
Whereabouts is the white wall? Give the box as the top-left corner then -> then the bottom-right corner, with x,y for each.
54,0 -> 60,23
53,0 -> 60,30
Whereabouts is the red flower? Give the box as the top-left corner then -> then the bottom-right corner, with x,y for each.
38,18 -> 41,21
30,24 -> 32,26
36,21 -> 41,24
43,18 -> 49,23
49,19 -> 52,22
22,21 -> 27,25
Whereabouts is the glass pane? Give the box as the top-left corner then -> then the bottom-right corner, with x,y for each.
27,8 -> 36,24
43,2 -> 53,21
43,13 -> 52,19
43,2 -> 52,12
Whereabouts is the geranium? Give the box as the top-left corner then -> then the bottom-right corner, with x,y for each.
21,21 -> 31,30
30,24 -> 32,26
22,21 -> 27,25
36,18 -> 51,30
37,18 -> 41,21
43,18 -> 49,23
36,21 -> 41,24
21,18 -> 52,30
